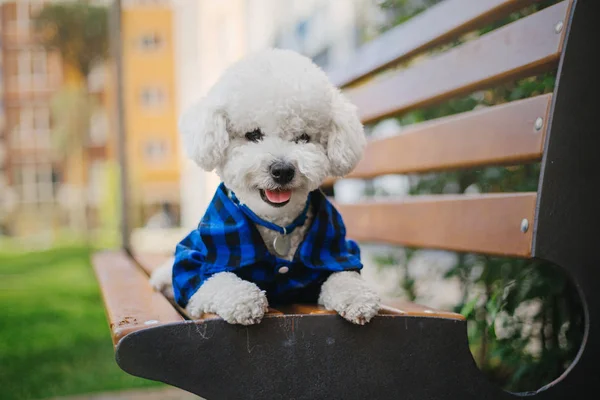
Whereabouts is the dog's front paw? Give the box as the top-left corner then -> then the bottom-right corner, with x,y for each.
336,291 -> 380,325
186,272 -> 269,325
319,271 -> 381,325
217,281 -> 269,325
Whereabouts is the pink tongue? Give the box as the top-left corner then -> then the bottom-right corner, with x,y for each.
265,190 -> 292,203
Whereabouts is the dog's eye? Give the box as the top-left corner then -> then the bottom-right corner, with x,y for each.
294,133 -> 311,144
245,129 -> 263,142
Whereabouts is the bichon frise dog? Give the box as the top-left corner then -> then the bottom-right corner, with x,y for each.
150,48 -> 380,325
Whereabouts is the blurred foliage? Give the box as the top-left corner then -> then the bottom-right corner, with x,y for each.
33,2 -> 111,236
376,0 -> 444,27
33,2 -> 109,77
34,2 -> 109,155
370,0 -> 584,393
50,86 -> 97,156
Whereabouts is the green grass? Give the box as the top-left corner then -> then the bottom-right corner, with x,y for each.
0,246 -> 163,400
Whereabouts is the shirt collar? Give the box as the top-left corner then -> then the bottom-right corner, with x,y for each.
203,183 -> 341,268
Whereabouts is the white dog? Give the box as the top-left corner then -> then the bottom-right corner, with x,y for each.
150,49 -> 380,325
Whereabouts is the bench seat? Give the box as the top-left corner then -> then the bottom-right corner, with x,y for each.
93,250 -> 475,400
93,251 -> 464,344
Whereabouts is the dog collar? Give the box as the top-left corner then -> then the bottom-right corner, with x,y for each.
229,189 -> 310,236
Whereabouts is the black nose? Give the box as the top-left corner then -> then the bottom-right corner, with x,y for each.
270,161 -> 295,185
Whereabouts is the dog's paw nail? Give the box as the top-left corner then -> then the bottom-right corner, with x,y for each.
336,294 -> 380,325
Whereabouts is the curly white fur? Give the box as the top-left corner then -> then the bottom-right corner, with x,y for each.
185,272 -> 269,325
148,259 -> 174,299
318,271 -> 381,325
179,48 -> 366,219
151,48 -> 379,325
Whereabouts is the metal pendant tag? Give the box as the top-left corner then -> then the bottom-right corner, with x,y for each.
273,235 -> 291,257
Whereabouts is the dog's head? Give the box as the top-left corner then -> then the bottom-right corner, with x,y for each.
179,49 -> 365,220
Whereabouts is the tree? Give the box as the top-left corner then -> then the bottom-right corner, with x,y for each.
35,2 -> 109,80
33,2 -> 110,235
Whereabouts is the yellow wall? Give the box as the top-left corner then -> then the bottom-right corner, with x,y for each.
122,6 -> 180,205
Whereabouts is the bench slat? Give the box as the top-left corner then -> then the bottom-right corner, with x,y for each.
325,94 -> 551,185
336,193 -> 537,257
327,0 -> 540,87
344,1 -> 569,124
92,251 -> 184,345
133,253 -> 170,275
132,253 -> 464,321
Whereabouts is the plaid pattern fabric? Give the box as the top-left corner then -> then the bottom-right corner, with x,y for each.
172,183 -> 362,307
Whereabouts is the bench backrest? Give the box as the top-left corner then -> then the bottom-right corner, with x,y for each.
323,0 -> 598,396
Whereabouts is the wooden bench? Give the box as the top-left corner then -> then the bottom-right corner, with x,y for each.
92,0 -> 599,398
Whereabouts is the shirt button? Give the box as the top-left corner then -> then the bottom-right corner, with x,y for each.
278,266 -> 289,274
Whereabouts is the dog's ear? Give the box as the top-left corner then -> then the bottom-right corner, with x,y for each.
179,98 -> 229,171
327,89 -> 366,177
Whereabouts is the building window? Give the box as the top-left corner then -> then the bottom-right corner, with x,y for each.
12,163 -> 56,204
16,1 -> 30,31
143,139 -> 169,163
17,50 -> 47,90
34,107 -> 50,130
13,106 -> 51,148
140,87 -> 166,108
20,107 -> 34,131
138,33 -> 163,51
14,107 -> 34,147
6,1 -> 42,34
32,51 -> 47,77
17,52 -> 32,89
35,107 -> 51,148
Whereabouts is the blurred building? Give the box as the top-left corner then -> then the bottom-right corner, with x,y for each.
0,9 -> 6,234
121,0 -> 180,229
0,0 -> 114,238
0,0 -> 64,237
0,0 -> 179,242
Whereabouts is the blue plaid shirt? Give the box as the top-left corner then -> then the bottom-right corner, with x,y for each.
172,183 -> 362,307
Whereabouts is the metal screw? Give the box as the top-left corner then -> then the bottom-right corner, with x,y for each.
534,117 -> 544,131
555,21 -> 564,34
144,320 -> 159,325
520,219 -> 529,233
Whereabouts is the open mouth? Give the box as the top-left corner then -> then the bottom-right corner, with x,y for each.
260,189 -> 292,207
